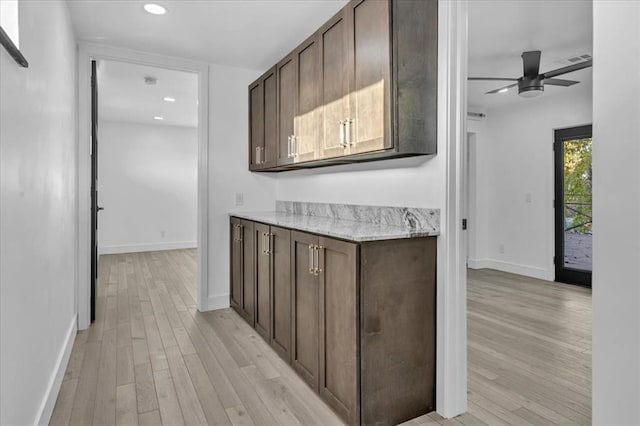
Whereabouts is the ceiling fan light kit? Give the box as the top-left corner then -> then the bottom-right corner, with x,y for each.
518,77 -> 544,97
469,50 -> 592,98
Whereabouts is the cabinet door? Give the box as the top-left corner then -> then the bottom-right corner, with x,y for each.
319,10 -> 351,159
293,35 -> 321,163
347,0 -> 392,154
318,237 -> 359,423
270,226 -> 291,362
277,54 -> 296,166
240,220 -> 255,326
262,68 -> 278,168
290,231 -> 319,390
254,223 -> 271,340
248,79 -> 263,170
230,218 -> 243,312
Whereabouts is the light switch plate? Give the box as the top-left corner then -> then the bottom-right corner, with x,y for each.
235,193 -> 244,206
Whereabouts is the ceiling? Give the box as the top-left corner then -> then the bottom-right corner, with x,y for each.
468,0 -> 593,110
74,0 -> 592,115
97,59 -> 198,127
67,0 -> 348,71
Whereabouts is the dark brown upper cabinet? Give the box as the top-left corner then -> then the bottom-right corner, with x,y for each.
249,67 -> 277,171
276,54 -> 296,167
249,0 -> 438,171
319,8 -> 351,160
293,34 -> 322,164
347,0 -> 392,155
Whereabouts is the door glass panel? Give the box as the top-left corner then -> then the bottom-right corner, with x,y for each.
562,137 -> 592,271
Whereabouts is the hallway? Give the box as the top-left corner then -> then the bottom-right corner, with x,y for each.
50,249 -> 342,425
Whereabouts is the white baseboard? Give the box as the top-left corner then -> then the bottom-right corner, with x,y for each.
468,258 -> 553,281
99,241 -> 197,255
36,314 -> 77,426
206,293 -> 230,312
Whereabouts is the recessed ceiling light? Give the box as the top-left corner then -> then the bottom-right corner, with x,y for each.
144,4 -> 166,15
163,97 -> 175,102
153,116 -> 164,120
498,88 -> 509,93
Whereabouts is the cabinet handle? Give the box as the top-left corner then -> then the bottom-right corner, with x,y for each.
238,225 -> 243,242
314,245 -> 323,276
262,232 -> 272,255
308,244 -> 314,274
345,118 -> 353,146
339,120 -> 346,147
287,136 -> 292,158
291,135 -> 298,157
255,146 -> 260,164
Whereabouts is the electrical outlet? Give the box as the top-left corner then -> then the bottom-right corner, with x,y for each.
235,193 -> 244,206
499,244 -> 505,254
161,230 -> 166,238
525,193 -> 532,203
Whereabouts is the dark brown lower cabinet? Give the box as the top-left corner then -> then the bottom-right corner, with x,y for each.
230,219 -> 255,326
254,222 -> 271,340
290,231 -> 320,390
230,217 -> 436,425
230,218 -> 242,310
270,227 -> 291,362
318,236 -> 358,423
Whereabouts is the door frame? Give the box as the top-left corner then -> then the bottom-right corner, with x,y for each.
77,42 -> 210,330
554,124 -> 593,287
438,0 -> 469,418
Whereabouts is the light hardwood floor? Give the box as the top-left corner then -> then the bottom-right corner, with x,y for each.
51,250 -> 592,426
405,269 -> 592,426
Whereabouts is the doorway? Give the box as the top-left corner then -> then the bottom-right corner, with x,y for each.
554,124 -> 593,287
90,59 -> 202,321
78,44 -> 210,329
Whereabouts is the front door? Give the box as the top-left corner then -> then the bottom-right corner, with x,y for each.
554,125 -> 592,286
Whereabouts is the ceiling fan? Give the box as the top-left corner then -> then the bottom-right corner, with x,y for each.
469,50 -> 593,98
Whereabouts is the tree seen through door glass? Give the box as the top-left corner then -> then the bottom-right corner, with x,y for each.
563,137 -> 592,271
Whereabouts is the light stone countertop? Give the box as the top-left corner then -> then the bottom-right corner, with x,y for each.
230,210 -> 439,242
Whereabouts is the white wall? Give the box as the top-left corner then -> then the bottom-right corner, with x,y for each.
98,121 -> 198,254
208,64 -> 278,309
468,88 -> 592,280
592,1 -> 640,424
0,1 -> 78,424
467,116 -> 486,264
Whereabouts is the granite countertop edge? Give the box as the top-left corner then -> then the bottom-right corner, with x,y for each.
229,211 -> 440,242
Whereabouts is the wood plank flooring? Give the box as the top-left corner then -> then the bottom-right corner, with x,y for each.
51,249 -> 342,426
51,250 -> 592,426
404,269 -> 592,426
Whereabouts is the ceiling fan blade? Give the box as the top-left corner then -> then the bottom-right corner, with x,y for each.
485,83 -> 518,94
542,60 -> 593,79
468,77 -> 518,81
544,78 -> 580,87
522,50 -> 541,77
